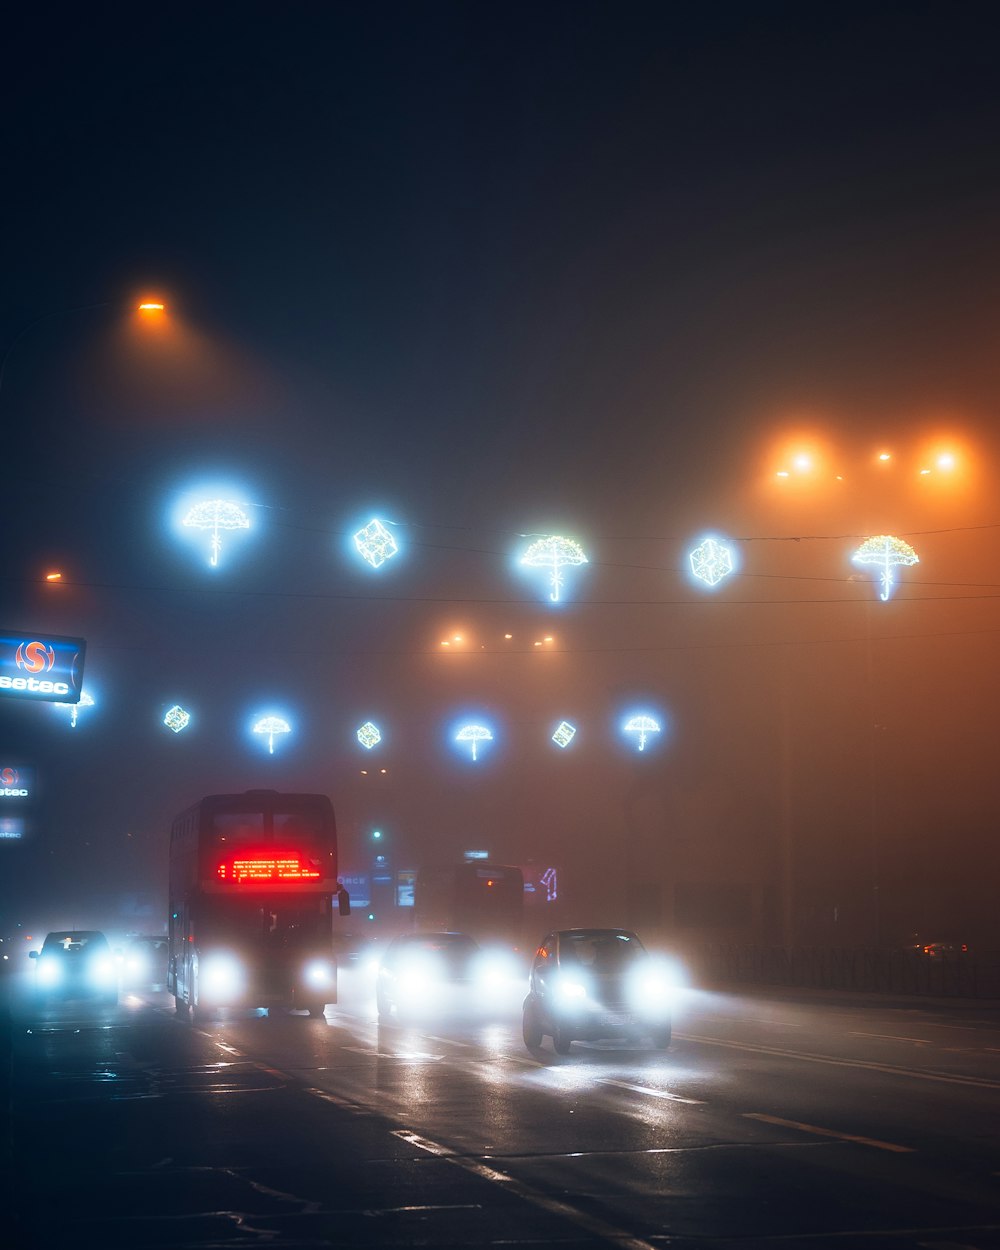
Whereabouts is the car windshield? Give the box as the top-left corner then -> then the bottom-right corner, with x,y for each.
42,932 -> 108,955
559,931 -> 646,972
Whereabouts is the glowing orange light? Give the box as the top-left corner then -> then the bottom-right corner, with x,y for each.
504,633 -> 513,639
792,454 -> 812,473
137,300 -> 166,312
776,470 -> 790,478
878,451 -> 892,462
937,453 -> 956,470
45,571 -> 63,582
217,853 -> 321,883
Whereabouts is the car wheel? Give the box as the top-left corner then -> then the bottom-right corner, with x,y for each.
522,1003 -> 543,1049
174,995 -> 190,1017
552,1026 -> 573,1055
651,1023 -> 672,1049
306,1003 -> 326,1018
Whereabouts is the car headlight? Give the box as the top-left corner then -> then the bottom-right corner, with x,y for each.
37,957 -> 62,987
628,959 -> 680,1012
200,953 -> 244,1001
303,959 -> 334,990
89,957 -> 116,987
474,951 -> 519,989
554,975 -> 587,1004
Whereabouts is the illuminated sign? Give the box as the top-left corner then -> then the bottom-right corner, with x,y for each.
216,853 -> 321,883
552,720 -> 577,748
396,870 -> 416,907
163,705 -> 191,733
0,631 -> 86,703
0,766 -> 32,799
852,534 -> 919,601
182,498 -> 250,567
0,817 -> 25,841
519,535 -> 588,603
356,721 -> 381,749
689,536 -> 736,588
353,518 -> 399,568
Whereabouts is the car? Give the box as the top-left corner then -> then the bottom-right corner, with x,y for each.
29,930 -> 118,1005
376,931 -> 516,1021
522,927 -> 673,1054
120,935 -> 169,989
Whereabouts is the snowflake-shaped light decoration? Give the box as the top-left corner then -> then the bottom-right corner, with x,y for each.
552,720 -> 577,748
182,498 -> 250,567
353,518 -> 399,569
356,721 -> 382,750
55,689 -> 95,729
689,536 -> 735,588
456,723 -> 493,761
852,534 -> 919,601
623,713 -> 660,752
163,704 -> 191,734
519,535 -> 588,603
252,714 -> 291,754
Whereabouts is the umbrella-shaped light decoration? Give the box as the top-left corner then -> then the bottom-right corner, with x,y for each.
623,713 -> 660,752
455,723 -> 493,761
252,714 -> 291,754
852,534 -> 919,601
182,498 -> 251,567
56,689 -> 94,729
520,535 -> 588,603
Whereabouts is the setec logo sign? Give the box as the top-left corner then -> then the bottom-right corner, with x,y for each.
0,631 -> 86,703
0,767 -> 31,799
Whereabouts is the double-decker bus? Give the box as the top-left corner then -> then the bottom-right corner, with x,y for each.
414,862 -> 524,949
167,790 -> 349,1019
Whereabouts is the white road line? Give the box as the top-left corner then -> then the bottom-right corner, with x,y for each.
392,1129 -> 659,1250
849,1031 -> 931,1044
600,1078 -> 705,1104
743,1112 -> 914,1153
679,1031 -> 1000,1090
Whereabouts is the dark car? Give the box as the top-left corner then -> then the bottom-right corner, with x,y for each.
522,927 -> 673,1054
376,931 -> 504,1021
29,930 -> 118,1004
121,935 -> 169,989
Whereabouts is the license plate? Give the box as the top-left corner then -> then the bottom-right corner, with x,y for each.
601,1011 -> 632,1027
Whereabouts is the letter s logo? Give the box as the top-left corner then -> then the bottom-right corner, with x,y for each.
0,768 -> 16,787
14,641 -> 55,674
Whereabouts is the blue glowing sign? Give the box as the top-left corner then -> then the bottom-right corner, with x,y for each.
56,689 -> 94,728
552,720 -> 577,748
455,723 -> 494,761
519,535 -> 588,603
252,714 -> 291,754
353,518 -> 399,568
163,705 -> 191,733
357,721 -> 382,749
0,630 -> 86,703
689,536 -> 736,588
622,711 -> 662,752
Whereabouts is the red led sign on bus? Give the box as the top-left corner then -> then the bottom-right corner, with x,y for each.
216,853 -> 322,884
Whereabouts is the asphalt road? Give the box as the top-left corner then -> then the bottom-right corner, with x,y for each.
5,969 -> 1000,1248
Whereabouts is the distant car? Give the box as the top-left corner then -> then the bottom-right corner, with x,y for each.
30,930 -> 118,1004
121,935 -> 169,989
376,931 -> 516,1021
522,927 -> 673,1055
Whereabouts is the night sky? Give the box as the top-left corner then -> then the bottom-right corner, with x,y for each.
4,2 -> 1000,948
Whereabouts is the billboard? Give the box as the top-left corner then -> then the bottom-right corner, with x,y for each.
0,631 -> 86,703
0,766 -> 33,799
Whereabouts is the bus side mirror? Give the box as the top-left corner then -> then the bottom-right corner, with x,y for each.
338,887 -> 351,917
28,950 -> 38,960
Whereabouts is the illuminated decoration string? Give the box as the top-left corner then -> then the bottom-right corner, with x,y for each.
852,534 -> 919,601
356,721 -> 381,749
519,535 -> 588,603
252,715 -> 291,754
456,723 -> 493,761
623,713 -> 660,752
163,704 -> 191,733
55,689 -> 94,729
689,537 -> 735,587
353,518 -> 399,568
182,499 -> 250,567
540,867 -> 558,902
552,721 -> 577,748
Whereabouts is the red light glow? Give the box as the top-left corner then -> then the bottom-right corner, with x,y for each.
217,853 -> 321,883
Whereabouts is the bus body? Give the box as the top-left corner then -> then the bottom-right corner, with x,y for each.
414,862 -> 524,949
167,790 -> 348,1018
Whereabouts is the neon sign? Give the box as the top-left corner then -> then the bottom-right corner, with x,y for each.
163,705 -> 191,733
689,536 -> 736,588
455,723 -> 494,761
182,498 -> 250,567
353,518 -> 399,568
217,854 -> 321,883
356,721 -> 382,749
519,535 -> 588,603
0,631 -> 86,703
552,721 -> 577,748
852,534 -> 919,601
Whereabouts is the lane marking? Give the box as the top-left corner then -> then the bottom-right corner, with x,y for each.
392,1129 -> 658,1250
849,1031 -> 931,1044
678,1031 -> 1000,1090
744,1112 -> 914,1153
600,1078 -> 705,1104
